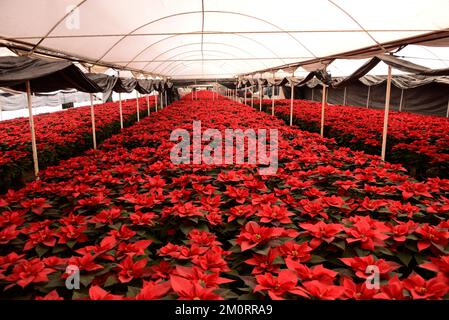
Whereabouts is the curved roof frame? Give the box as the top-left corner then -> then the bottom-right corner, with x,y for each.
145,42 -> 272,74
124,31 -> 288,69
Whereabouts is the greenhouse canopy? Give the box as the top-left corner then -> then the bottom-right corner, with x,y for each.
1,0 -> 449,80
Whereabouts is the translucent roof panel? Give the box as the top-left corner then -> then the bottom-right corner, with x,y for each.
1,0 -> 449,79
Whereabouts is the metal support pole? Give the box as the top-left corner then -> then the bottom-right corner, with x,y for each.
320,83 -> 327,137
244,87 -> 247,105
164,90 -> 167,107
271,86 -> 275,116
118,92 -> 123,129
26,80 -> 39,179
146,94 -> 150,116
90,93 -> 97,150
290,72 -> 295,126
136,91 -> 140,122
366,86 -> 371,108
155,92 -> 158,112
446,98 -> 449,118
311,88 -> 314,101
343,87 -> 347,105
399,89 -> 404,112
259,84 -> 263,111
251,85 -> 254,108
381,65 -> 393,161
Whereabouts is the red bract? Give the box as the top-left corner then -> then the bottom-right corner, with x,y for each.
278,241 -> 312,262
117,256 -> 148,283
236,221 -> 283,251
373,276 -> 406,300
345,218 -> 389,251
286,258 -> 337,284
415,224 -> 449,251
0,225 -> 19,244
245,249 -> 281,275
403,273 -> 448,299
89,285 -> 123,300
20,198 -> 51,215
340,255 -> 400,279
135,280 -> 171,300
254,270 -> 309,300
5,258 -> 55,289
257,205 -> 293,224
170,275 -> 223,300
299,221 -> 344,248
301,280 -> 345,300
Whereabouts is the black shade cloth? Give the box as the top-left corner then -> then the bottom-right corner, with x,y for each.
0,56 -> 101,93
333,54 -> 449,88
135,79 -> 153,94
113,77 -> 137,93
86,73 -> 118,92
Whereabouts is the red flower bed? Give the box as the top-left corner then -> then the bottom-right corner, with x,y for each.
262,99 -> 449,179
1,91 -> 448,300
0,97 -> 156,192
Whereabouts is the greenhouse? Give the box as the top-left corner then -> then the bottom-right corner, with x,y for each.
0,0 -> 449,304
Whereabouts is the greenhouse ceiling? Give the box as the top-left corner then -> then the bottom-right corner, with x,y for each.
1,0 -> 449,79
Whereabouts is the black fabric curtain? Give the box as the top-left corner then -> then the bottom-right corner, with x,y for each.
135,79 -> 153,94
113,77 -> 137,93
0,56 -> 101,93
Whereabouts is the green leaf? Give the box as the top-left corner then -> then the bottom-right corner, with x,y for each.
104,275 -> 118,287
35,244 -> 49,257
80,274 -> 95,287
127,286 -> 140,298
397,252 -> 413,266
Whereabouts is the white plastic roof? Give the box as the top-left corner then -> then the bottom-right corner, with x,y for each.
1,0 -> 449,79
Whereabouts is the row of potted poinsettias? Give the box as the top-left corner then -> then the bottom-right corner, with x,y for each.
0,97 -> 155,192
0,92 -> 448,299
260,99 -> 449,180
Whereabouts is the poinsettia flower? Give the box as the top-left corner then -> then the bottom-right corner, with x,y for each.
0,225 -> 20,244
134,280 -> 171,300
109,225 -> 136,240
20,198 -> 51,215
420,255 -> 449,280
389,221 -> 416,242
254,270 -> 309,300
236,221 -> 284,251
415,224 -> 449,251
192,247 -> 230,273
0,252 -> 25,271
223,186 -> 249,204
174,265 -> 233,287
129,211 -> 157,226
345,219 -> 389,251
403,273 -> 448,300
298,198 -> 328,219
339,277 -> 378,300
257,205 -> 294,224
0,210 -> 26,228
397,181 -> 433,200
340,255 -> 400,279
24,226 -> 57,251
68,254 -> 104,272
373,275 -> 407,300
116,240 -> 152,259
117,256 -> 149,283
299,221 -> 344,248
285,258 -> 337,284
278,241 -> 312,263
35,289 -> 64,300
89,285 -> 123,300
5,258 -> 55,289
227,205 -> 256,222
170,275 -> 223,300
301,280 -> 345,300
90,207 -> 122,224
188,229 -> 221,247
245,248 -> 281,275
